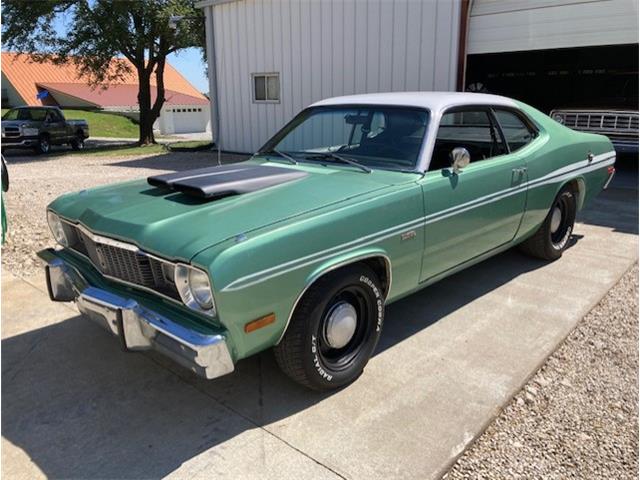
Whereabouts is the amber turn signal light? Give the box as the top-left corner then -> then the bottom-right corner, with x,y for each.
244,313 -> 276,333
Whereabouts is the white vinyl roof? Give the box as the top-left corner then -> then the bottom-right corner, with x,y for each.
310,91 -> 518,113
309,92 -> 522,173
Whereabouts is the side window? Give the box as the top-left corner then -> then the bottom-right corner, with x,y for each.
430,109 -> 506,171
493,109 -> 536,152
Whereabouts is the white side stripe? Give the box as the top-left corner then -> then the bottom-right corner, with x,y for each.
221,151 -> 615,291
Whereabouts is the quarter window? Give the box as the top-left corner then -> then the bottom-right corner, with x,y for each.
493,109 -> 536,152
430,109 -> 506,171
253,73 -> 280,102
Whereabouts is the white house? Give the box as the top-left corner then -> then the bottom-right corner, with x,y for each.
197,0 -> 638,153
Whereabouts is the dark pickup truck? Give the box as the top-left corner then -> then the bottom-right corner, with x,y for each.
1,106 -> 89,154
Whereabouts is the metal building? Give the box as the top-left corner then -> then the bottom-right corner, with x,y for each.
198,0 -> 638,154
197,0 -> 462,153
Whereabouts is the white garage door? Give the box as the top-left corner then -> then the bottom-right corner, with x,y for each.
172,107 -> 207,133
468,0 -> 639,54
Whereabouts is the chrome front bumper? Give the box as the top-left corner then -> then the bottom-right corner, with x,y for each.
41,252 -> 234,380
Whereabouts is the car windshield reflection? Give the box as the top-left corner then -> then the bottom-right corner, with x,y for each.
260,105 -> 430,172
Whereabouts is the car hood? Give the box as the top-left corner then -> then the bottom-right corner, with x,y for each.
1,120 -> 38,128
49,160 -> 413,262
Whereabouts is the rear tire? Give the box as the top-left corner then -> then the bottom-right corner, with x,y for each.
34,134 -> 50,155
519,185 -> 577,261
274,265 -> 384,390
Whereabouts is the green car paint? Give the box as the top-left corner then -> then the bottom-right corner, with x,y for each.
41,96 -> 615,367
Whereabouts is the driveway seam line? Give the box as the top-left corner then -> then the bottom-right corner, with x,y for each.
436,259 -> 639,479
144,356 -> 347,479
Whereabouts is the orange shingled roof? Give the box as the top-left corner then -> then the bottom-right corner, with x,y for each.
1,51 -> 207,107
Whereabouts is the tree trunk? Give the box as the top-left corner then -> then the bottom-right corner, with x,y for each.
136,55 -> 167,146
149,55 -> 167,138
137,67 -> 155,145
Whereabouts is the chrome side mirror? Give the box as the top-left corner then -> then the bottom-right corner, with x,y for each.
450,147 -> 470,174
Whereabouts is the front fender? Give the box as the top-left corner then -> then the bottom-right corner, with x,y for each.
195,193 -> 424,360
303,248 -> 392,299
275,248 -> 392,344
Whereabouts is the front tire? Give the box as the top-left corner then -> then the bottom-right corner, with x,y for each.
34,134 -> 50,155
274,265 -> 385,390
519,185 -> 577,261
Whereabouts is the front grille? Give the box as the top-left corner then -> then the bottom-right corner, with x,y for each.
557,111 -> 639,135
2,127 -> 20,138
65,223 -> 180,301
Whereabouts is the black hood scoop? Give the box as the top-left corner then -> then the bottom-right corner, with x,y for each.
148,164 -> 307,199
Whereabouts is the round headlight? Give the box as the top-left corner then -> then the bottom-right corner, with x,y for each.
47,211 -> 68,246
552,113 -> 564,124
188,268 -> 213,309
174,264 -> 215,315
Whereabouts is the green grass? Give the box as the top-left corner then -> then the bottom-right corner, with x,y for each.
79,143 -> 166,157
166,140 -> 213,151
65,110 -> 139,138
66,140 -> 211,157
2,108 -> 139,138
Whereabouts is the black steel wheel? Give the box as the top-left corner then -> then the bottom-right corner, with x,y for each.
274,264 -> 384,390
34,134 -> 50,155
519,185 -> 577,261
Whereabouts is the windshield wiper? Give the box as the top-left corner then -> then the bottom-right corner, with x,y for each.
304,152 -> 371,173
258,148 -> 298,165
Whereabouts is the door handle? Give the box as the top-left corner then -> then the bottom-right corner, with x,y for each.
512,166 -> 527,184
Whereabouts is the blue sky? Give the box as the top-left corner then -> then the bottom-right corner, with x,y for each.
2,12 -> 209,95
167,49 -> 208,94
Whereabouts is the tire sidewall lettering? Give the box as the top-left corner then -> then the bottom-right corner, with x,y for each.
359,275 -> 384,332
311,334 -> 333,382
308,272 -> 385,384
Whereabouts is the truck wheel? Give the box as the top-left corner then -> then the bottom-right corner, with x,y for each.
70,133 -> 85,151
519,185 -> 577,261
34,134 -> 50,155
274,264 -> 384,390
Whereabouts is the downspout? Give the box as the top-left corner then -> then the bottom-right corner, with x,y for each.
204,5 -> 221,159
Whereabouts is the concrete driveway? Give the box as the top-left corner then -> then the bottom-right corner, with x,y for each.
2,168 -> 637,479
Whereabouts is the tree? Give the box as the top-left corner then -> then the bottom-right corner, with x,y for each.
2,0 -> 204,145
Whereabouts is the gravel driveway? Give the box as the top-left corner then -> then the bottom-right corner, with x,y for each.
2,150 -> 247,276
446,263 -> 639,479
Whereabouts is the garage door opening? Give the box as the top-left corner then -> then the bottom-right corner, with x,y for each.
465,44 -> 638,114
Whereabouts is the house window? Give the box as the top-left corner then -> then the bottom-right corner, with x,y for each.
1,88 -> 8,106
252,73 -> 280,102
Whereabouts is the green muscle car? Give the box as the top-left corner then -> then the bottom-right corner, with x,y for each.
39,92 -> 616,390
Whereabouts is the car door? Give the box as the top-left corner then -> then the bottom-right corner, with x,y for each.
45,110 -> 67,143
418,106 -> 531,282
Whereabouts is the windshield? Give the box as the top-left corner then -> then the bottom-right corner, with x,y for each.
261,105 -> 429,171
2,108 -> 47,121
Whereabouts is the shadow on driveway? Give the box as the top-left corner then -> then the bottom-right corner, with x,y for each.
2,246 -> 556,479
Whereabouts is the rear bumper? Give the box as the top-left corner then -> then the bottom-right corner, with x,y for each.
611,140 -> 638,154
39,249 -> 235,380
